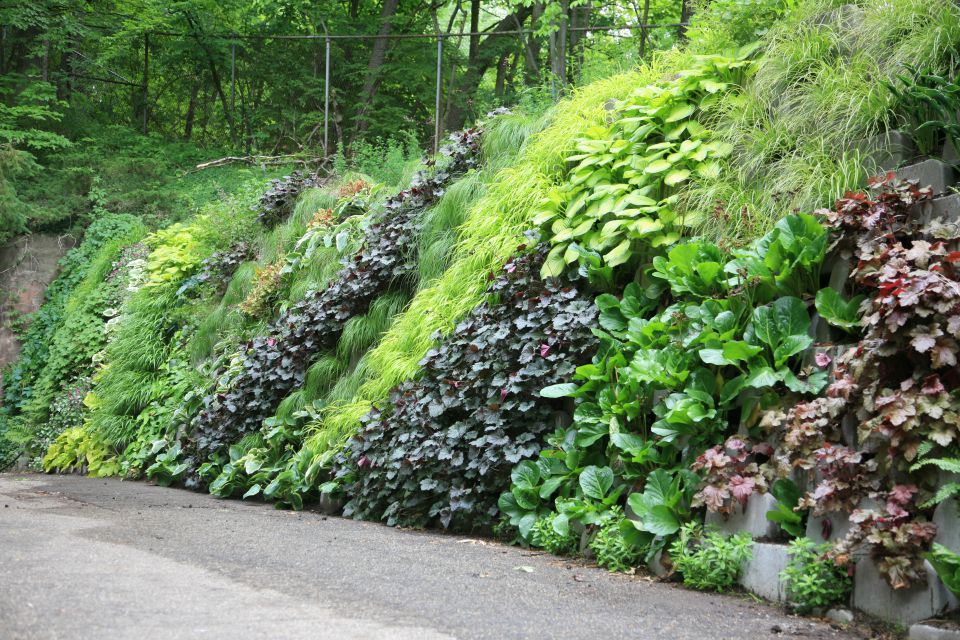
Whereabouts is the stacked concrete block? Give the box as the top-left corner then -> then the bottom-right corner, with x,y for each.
896,159 -> 956,196
854,557 -> 959,626
699,136 -> 960,627
739,542 -> 791,602
857,130 -> 917,171
910,621 -> 960,640
705,492 -> 781,539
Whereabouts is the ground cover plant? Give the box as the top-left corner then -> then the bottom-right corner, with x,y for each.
781,537 -> 853,612
10,0 -> 960,623
181,128 -> 484,485
684,0 -> 960,242
761,176 -> 960,590
0,213 -> 143,467
333,244 -> 598,530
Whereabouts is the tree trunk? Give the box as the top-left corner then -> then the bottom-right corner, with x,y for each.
184,14 -> 239,148
468,0 -> 480,64
679,0 -> 691,40
639,0 -> 651,59
447,6 -> 532,129
494,51 -> 510,97
568,3 -> 590,83
523,4 -> 543,86
549,0 -> 569,90
184,81 -> 200,141
353,0 -> 400,136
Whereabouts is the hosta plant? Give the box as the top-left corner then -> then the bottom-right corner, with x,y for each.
536,47 -> 757,277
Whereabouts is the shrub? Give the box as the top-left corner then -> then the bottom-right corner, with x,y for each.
590,513 -> 646,573
335,244 -> 598,530
238,259 -> 285,317
532,514 -> 580,557
781,538 -> 853,613
670,524 -> 753,592
257,171 -> 319,228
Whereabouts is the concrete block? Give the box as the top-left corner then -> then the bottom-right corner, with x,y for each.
808,312 -> 833,343
943,137 -> 960,166
647,548 -> 671,578
805,496 -> 879,543
920,193 -> 960,227
317,493 -> 343,515
933,491 -> 960,553
739,542 -> 790,602
896,159 -> 956,197
856,130 -> 917,171
805,512 -> 853,544
706,492 -> 780,539
854,557 -> 959,625
910,622 -> 960,640
827,258 -> 853,294
826,608 -> 855,624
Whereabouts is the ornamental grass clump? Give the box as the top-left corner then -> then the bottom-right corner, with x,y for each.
183,128 -> 484,483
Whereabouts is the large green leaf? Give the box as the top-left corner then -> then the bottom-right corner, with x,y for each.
644,505 -> 681,536
579,465 -> 614,500
541,382 -> 579,398
815,287 -> 865,331
511,460 -> 541,490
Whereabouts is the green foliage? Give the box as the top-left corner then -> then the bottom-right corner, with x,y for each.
12,233 -> 148,453
765,478 -> 806,538
780,538 -> 853,612
814,287 -> 864,332
886,66 -> 960,157
685,0 -> 960,241
625,469 -> 700,557
926,543 -> 960,598
535,49 -> 756,277
726,213 -> 827,300
685,0 -> 792,53
589,511 -> 647,573
42,426 -> 121,477
145,440 -> 190,487
82,180 -> 263,456
532,513 -> 580,556
334,133 -> 422,188
910,450 -> 960,509
0,76 -> 69,153
670,524 -> 753,592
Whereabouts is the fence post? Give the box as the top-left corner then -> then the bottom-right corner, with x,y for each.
142,32 -> 149,134
434,36 -> 442,155
230,41 -> 236,115
324,35 -> 331,157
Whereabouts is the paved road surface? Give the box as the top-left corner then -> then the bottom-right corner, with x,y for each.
0,473 -> 864,640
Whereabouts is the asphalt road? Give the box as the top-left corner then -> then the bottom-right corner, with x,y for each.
0,473 -> 866,640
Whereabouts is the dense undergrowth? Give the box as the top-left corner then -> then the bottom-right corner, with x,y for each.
5,0 -> 960,614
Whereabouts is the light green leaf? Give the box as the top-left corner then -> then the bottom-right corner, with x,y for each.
644,159 -> 672,174
579,465 -> 615,500
665,103 -> 696,122
664,169 -> 691,186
